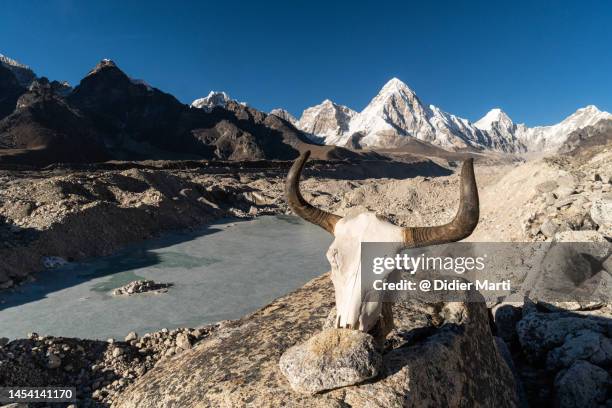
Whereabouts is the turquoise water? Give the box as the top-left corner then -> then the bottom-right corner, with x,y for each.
0,216 -> 332,340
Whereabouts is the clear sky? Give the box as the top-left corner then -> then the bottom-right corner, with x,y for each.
1,0 -> 611,126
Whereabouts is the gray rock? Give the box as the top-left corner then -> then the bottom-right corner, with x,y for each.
492,303 -> 522,344
554,230 -> 608,243
46,352 -> 61,369
591,197 -> 612,228
554,360 -> 611,408
125,331 -> 138,342
599,224 -> 612,238
112,347 -> 125,358
0,337 -> 9,347
279,328 -> 382,394
494,337 -> 529,408
536,180 -> 558,193
547,329 -> 612,370
554,196 -> 579,209
555,185 -> 577,199
517,312 -> 604,361
540,219 -> 559,238
175,332 -> 191,350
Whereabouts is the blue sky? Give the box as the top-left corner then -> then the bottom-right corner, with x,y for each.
1,0 -> 611,126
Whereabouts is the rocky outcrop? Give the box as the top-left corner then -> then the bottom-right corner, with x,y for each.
114,274 -> 519,407
0,77 -> 111,164
0,326 -> 216,407
1,58 -> 359,166
554,360 -> 611,407
0,63 -> 26,120
112,280 -> 173,296
279,328 -> 382,394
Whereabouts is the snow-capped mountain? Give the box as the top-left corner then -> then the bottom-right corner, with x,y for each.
517,105 -> 612,151
191,91 -> 246,112
296,78 -> 499,151
269,108 -> 297,125
347,78 -> 438,147
474,108 -> 518,140
473,105 -> 612,152
294,78 -> 611,153
296,99 -> 357,145
0,53 -> 36,87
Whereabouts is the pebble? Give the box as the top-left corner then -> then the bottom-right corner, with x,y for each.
47,352 -> 61,369
125,331 -> 138,342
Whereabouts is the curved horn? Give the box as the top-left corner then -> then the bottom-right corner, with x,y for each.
403,158 -> 479,247
286,150 -> 341,234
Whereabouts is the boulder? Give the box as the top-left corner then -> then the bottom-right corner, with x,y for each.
555,185 -> 577,199
553,230 -> 608,243
554,360 -> 611,408
539,219 -> 558,238
590,196 -> 612,228
175,332 -> 192,350
516,312 -> 605,361
546,329 -> 612,370
493,303 -> 522,344
114,274 -> 520,408
536,180 -> 558,194
279,329 -> 382,394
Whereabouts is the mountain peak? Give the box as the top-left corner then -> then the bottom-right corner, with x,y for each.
379,77 -> 415,95
269,108 -> 297,124
474,108 -> 513,131
0,53 -> 36,87
0,53 -> 29,69
191,91 -> 246,111
576,105 -> 601,114
87,59 -> 120,76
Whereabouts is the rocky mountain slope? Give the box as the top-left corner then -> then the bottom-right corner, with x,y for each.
0,56 -> 356,166
0,53 -> 36,88
291,78 -> 611,153
296,99 -> 357,145
269,108 -> 297,124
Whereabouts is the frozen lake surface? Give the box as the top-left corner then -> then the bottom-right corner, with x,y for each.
0,216 -> 331,340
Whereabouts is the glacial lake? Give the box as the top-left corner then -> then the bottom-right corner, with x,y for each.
0,216 -> 332,340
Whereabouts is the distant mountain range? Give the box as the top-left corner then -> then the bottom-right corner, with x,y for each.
1,52 -> 610,166
0,55 -> 356,166
264,77 -> 612,153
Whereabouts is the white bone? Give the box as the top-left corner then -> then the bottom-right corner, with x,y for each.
327,212 -> 403,332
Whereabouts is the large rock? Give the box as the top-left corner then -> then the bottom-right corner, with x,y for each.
279,328 -> 382,394
516,312 -> 606,362
493,303 -> 523,344
546,329 -> 612,370
553,230 -> 608,243
114,274 -> 520,407
590,196 -> 612,228
554,360 -> 611,408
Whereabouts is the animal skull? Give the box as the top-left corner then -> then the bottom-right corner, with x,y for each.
286,151 -> 479,333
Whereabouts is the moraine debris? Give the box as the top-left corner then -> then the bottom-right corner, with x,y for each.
112,280 -> 173,296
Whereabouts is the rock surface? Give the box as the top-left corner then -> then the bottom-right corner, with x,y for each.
0,327 -> 214,407
279,328 -> 382,394
590,196 -> 612,228
554,360 -> 611,408
112,280 -> 173,296
114,274 -> 519,407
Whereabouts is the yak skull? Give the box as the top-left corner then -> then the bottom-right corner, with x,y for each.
286,151 -> 479,333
